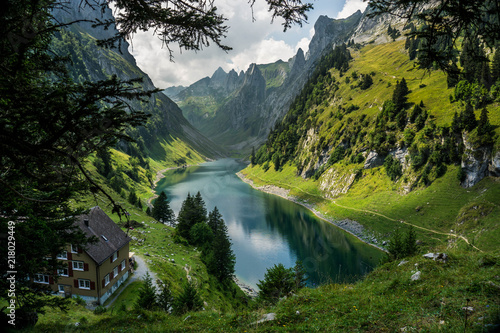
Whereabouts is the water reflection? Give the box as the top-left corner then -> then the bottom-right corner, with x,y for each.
156,159 -> 383,289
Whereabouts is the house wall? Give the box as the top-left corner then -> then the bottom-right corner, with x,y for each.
40,243 -> 131,304
98,243 -> 130,304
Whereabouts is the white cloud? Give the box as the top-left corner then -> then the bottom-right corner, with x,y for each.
336,0 -> 368,19
127,0 -> 353,87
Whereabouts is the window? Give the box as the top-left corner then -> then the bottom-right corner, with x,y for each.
71,244 -> 79,253
72,261 -> 84,271
78,279 -> 90,290
104,274 -> 110,286
56,251 -> 67,260
120,259 -> 126,271
58,285 -> 65,293
112,252 -> 118,262
34,274 -> 50,284
113,266 -> 118,278
57,268 -> 68,277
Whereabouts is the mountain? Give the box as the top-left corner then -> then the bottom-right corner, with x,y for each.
169,11 -> 363,154
244,7 -> 500,253
51,0 -> 222,162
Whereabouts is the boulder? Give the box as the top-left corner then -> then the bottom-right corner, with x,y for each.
411,271 -> 421,281
364,151 -> 385,169
254,313 -> 276,324
423,252 -> 448,263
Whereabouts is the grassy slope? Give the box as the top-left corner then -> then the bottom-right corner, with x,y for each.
22,41 -> 500,333
242,40 -> 500,253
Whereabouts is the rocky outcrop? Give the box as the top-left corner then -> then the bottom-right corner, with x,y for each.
461,133 -> 493,188
169,11 -> 363,153
488,150 -> 500,177
319,168 -> 358,198
364,151 -> 385,169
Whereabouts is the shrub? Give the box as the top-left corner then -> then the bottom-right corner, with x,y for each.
172,281 -> 203,315
257,261 -> 307,304
93,305 -> 107,315
74,295 -> 86,306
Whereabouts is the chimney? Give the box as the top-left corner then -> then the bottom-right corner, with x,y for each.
84,218 -> 89,227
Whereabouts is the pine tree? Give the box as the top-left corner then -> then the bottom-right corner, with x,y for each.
172,281 -> 203,315
176,193 -> 196,240
251,147 -> 256,165
477,108 -> 493,143
128,191 -> 138,206
451,111 -> 461,134
460,102 -> 477,132
193,191 -> 208,224
189,222 -> 214,246
136,272 -> 157,310
480,61 -> 492,89
386,228 -> 404,261
492,49 -> 500,84
460,38 -> 484,83
392,78 -> 409,112
293,261 -> 308,291
157,279 -> 174,312
403,226 -> 418,257
152,191 -> 175,225
205,207 -> 235,282
257,263 -> 294,303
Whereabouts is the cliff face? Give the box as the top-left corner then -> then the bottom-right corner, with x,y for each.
51,0 -> 222,159
170,11 -> 363,154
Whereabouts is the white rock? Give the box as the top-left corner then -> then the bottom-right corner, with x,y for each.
411,271 -> 421,281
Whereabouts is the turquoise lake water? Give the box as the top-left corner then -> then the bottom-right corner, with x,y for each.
156,159 -> 383,289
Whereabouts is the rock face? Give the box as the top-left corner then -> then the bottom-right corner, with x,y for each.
364,151 -> 385,169
169,11 -> 363,153
461,133 -> 494,188
51,0 -> 221,159
489,151 -> 500,177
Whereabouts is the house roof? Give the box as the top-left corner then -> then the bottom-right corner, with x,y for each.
76,206 -> 130,265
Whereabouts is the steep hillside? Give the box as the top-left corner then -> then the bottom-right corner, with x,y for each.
169,11 -> 363,154
245,36 -> 500,252
51,0 -> 222,162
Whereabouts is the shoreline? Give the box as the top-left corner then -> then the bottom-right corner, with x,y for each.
233,277 -> 258,298
236,172 -> 387,253
146,164 -> 197,207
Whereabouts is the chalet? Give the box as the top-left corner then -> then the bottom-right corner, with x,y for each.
34,206 -> 131,305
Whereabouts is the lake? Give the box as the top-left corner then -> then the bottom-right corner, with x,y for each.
155,159 -> 383,289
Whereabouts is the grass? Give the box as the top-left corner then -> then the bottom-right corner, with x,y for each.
23,248 -> 500,332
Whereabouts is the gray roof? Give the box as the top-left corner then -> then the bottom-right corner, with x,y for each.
76,206 -> 130,265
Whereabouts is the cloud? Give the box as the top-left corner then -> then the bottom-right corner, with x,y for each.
336,0 -> 368,19
127,0 -> 349,88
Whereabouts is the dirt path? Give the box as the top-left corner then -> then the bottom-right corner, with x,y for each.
237,172 -> 482,252
104,255 -> 157,308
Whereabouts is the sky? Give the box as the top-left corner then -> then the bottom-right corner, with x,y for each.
127,0 -> 368,88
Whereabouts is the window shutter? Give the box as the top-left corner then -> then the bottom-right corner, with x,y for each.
67,252 -> 72,260
74,279 -> 79,288
110,256 -> 113,263
102,279 -> 105,288
118,265 -> 122,273
84,263 -> 89,271
90,281 -> 95,290
110,271 -> 114,280
78,247 -> 83,254
49,276 -> 54,285
117,250 -> 119,257
68,264 -> 73,277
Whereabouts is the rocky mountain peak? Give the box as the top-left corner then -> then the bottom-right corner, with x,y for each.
211,67 -> 227,81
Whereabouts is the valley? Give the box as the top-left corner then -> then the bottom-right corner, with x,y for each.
2,0 -> 500,332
